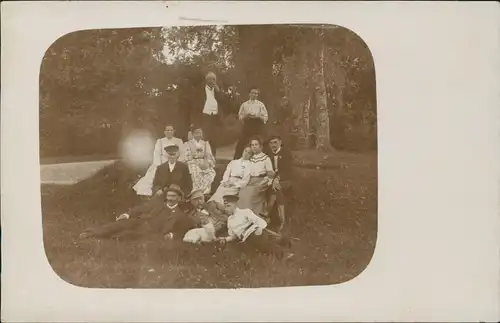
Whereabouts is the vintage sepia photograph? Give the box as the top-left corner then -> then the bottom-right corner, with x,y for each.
39,24 -> 377,288
4,1 -> 499,321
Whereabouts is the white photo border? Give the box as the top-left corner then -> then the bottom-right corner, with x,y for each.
2,1 -> 500,322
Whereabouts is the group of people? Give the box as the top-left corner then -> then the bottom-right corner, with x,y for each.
79,71 -> 295,260
80,131 -> 293,258
182,70 -> 292,159
132,124 -> 215,197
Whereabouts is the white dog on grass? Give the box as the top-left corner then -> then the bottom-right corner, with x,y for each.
183,221 -> 217,244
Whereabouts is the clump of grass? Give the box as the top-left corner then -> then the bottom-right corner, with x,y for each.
42,151 -> 377,288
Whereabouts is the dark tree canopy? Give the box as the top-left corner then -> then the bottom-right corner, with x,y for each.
39,25 -> 376,158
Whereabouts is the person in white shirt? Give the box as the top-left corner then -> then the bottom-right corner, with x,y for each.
234,87 -> 269,159
133,124 -> 185,197
199,71 -> 226,158
208,145 -> 252,205
217,194 -> 294,260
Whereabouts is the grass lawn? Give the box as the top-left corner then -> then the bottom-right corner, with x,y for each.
42,150 -> 377,288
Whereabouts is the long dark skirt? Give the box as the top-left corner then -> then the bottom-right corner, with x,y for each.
234,118 -> 266,159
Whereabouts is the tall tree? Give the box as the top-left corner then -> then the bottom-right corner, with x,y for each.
311,26 -> 331,151
39,28 -> 166,156
233,25 -> 276,106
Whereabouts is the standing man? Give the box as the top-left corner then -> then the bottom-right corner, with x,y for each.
190,71 -> 227,158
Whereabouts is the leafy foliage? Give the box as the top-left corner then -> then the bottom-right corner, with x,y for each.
40,28 -> 168,156
39,24 -> 376,157
163,24 -> 377,151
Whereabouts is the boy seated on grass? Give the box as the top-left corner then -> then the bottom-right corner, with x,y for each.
217,194 -> 294,260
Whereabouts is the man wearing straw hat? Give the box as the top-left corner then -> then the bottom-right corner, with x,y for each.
79,184 -> 185,240
181,189 -> 229,243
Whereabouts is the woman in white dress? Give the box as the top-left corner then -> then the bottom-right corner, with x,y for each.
208,146 -> 252,205
184,126 -> 216,195
132,125 -> 185,197
237,136 -> 275,218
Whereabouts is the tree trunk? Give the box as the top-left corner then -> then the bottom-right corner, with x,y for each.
282,50 -> 311,150
312,28 -> 332,151
299,98 -> 311,149
234,25 -> 275,107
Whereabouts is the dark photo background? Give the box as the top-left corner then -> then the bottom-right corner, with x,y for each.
40,25 -> 376,159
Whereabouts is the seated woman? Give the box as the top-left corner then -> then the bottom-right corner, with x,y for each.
208,145 -> 252,205
237,136 -> 275,220
133,124 -> 185,197
183,126 -> 216,195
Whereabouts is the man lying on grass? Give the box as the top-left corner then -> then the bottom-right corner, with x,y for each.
79,184 -> 189,240
180,189 -> 228,244
217,194 -> 294,260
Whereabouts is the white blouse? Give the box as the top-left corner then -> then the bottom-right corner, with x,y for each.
248,152 -> 274,177
221,159 -> 251,188
227,208 -> 268,242
238,100 -> 268,123
153,137 -> 185,166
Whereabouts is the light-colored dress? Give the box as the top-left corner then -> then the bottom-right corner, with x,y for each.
208,158 -> 251,204
237,152 -> 274,215
133,137 -> 185,196
184,139 -> 216,194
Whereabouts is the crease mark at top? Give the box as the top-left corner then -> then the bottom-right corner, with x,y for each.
178,16 -> 229,24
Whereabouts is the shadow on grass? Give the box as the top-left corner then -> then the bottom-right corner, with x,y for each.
42,153 -> 377,288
